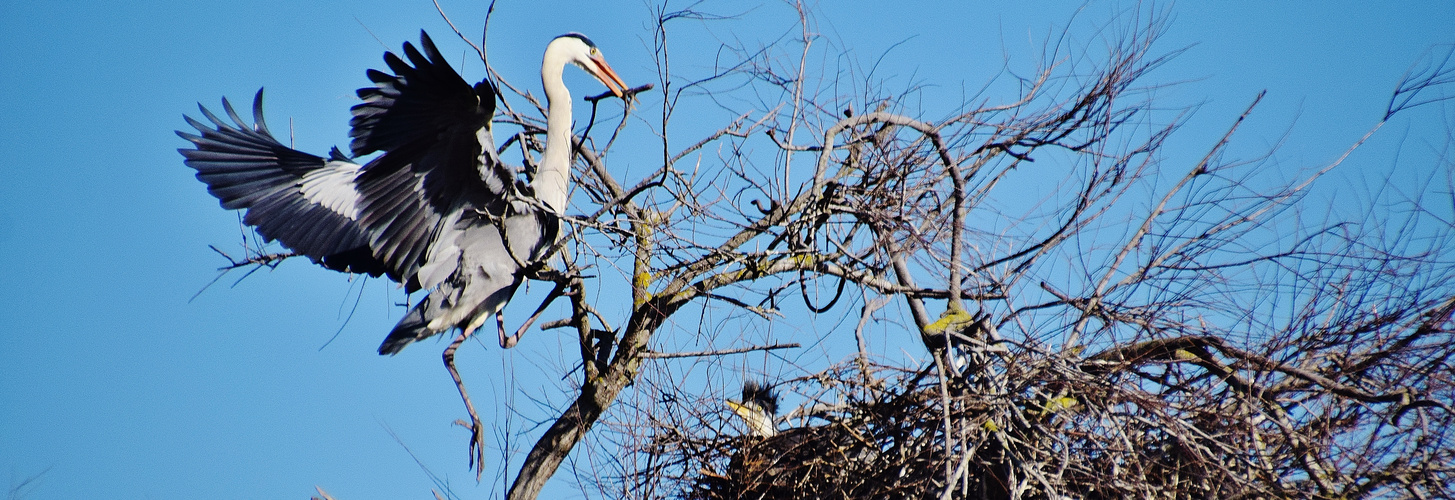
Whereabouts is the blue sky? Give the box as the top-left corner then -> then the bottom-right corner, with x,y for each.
2,1 -> 1452,499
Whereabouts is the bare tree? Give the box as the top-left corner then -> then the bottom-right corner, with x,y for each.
539,4 -> 1453,500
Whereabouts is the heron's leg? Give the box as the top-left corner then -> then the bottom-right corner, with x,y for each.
443,326 -> 486,479
495,311 -> 508,348
501,279 -> 572,349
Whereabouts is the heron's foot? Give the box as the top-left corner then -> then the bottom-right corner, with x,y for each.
528,265 -> 569,283
452,416 -> 487,478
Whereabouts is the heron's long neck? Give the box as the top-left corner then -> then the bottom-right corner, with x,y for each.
537,54 -> 573,213
746,410 -> 777,437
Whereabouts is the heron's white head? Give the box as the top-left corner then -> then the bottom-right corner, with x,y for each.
726,381 -> 779,437
545,33 -> 626,98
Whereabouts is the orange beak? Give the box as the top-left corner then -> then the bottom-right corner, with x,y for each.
589,55 -> 627,98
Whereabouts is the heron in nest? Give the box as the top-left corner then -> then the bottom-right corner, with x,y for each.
708,381 -> 866,498
727,380 -> 780,437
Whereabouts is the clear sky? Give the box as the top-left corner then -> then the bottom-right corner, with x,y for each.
2,1 -> 1452,499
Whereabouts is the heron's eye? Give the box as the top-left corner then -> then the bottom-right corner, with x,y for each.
590,47 -> 599,56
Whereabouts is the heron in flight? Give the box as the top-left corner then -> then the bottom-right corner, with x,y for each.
178,31 -> 626,471
178,31 -> 625,353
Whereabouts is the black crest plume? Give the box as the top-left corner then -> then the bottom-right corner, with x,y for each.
741,381 -> 779,416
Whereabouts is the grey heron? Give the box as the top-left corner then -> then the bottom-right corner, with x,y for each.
711,381 -> 878,498
178,31 -> 626,472
178,31 -> 625,354
727,380 -> 780,437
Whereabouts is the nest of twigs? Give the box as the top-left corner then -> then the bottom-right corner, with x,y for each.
659,364 -> 958,499
637,329 -> 1455,499
697,380 -> 953,498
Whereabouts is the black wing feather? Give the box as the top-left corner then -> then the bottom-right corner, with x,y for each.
177,89 -> 389,277
346,30 -> 514,283
181,31 -> 516,293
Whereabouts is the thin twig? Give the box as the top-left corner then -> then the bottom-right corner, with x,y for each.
640,342 -> 800,359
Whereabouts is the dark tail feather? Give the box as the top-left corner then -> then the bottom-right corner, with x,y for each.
378,294 -> 445,355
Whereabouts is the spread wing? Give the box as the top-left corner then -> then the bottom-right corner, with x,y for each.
177,90 -> 390,277
348,30 -> 515,289
179,31 -> 513,292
